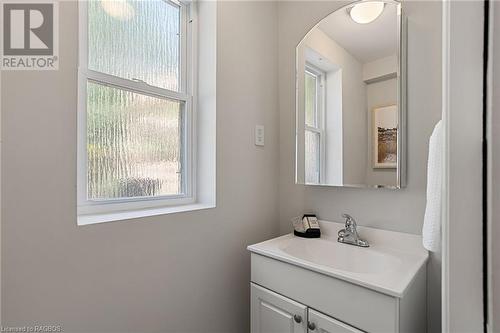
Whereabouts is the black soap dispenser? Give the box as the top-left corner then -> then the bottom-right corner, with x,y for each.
292,214 -> 321,238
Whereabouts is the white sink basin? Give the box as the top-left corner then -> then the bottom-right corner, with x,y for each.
281,237 -> 402,275
247,221 -> 428,297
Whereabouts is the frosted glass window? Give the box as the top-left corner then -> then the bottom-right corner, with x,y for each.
88,0 -> 181,91
87,82 -> 183,200
305,71 -> 317,127
305,130 -> 320,184
79,0 -> 193,215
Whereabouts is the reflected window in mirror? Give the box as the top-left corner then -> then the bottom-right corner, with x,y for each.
304,64 -> 325,184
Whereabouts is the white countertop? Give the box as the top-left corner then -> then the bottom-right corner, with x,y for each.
247,220 -> 429,297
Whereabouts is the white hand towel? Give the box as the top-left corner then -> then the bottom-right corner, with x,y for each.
422,120 -> 443,252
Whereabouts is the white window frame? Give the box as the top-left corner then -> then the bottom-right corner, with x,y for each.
304,63 -> 326,183
77,0 -> 197,218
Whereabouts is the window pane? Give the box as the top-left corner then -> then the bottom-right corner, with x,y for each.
305,71 -> 317,127
87,81 -> 184,200
305,130 -> 320,184
88,0 -> 180,91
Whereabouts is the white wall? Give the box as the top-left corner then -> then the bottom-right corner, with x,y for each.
278,2 -> 442,332
325,69 -> 343,185
1,1 -> 280,332
363,55 -> 397,83
0,2 -> 448,332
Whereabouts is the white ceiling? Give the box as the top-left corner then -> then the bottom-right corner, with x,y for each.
318,2 -> 398,64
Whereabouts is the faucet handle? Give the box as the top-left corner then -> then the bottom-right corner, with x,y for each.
342,213 -> 352,220
342,213 -> 357,230
342,213 -> 355,223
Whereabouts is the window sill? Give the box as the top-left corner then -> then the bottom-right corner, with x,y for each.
77,202 -> 216,226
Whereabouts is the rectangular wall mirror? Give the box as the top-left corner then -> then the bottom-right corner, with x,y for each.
295,0 -> 406,189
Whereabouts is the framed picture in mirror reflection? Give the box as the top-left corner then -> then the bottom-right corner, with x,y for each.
373,105 -> 398,169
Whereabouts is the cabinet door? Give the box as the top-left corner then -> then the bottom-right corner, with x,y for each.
251,283 -> 307,333
308,309 -> 363,333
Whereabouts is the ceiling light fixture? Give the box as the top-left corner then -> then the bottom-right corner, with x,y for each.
100,0 -> 135,21
348,2 -> 385,24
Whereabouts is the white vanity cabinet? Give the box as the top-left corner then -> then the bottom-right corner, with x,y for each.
251,283 -> 363,333
251,283 -> 307,333
248,222 -> 429,333
250,253 -> 426,333
308,309 -> 364,333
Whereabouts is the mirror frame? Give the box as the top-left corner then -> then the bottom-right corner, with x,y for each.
294,0 -> 407,189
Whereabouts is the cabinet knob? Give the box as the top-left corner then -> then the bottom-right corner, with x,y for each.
293,314 -> 302,323
308,322 -> 316,330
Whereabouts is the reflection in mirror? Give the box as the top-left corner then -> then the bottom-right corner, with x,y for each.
296,0 -> 405,189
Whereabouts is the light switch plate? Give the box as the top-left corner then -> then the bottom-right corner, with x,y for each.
255,125 -> 264,146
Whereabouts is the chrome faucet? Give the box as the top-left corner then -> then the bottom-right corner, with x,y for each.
337,214 -> 369,247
